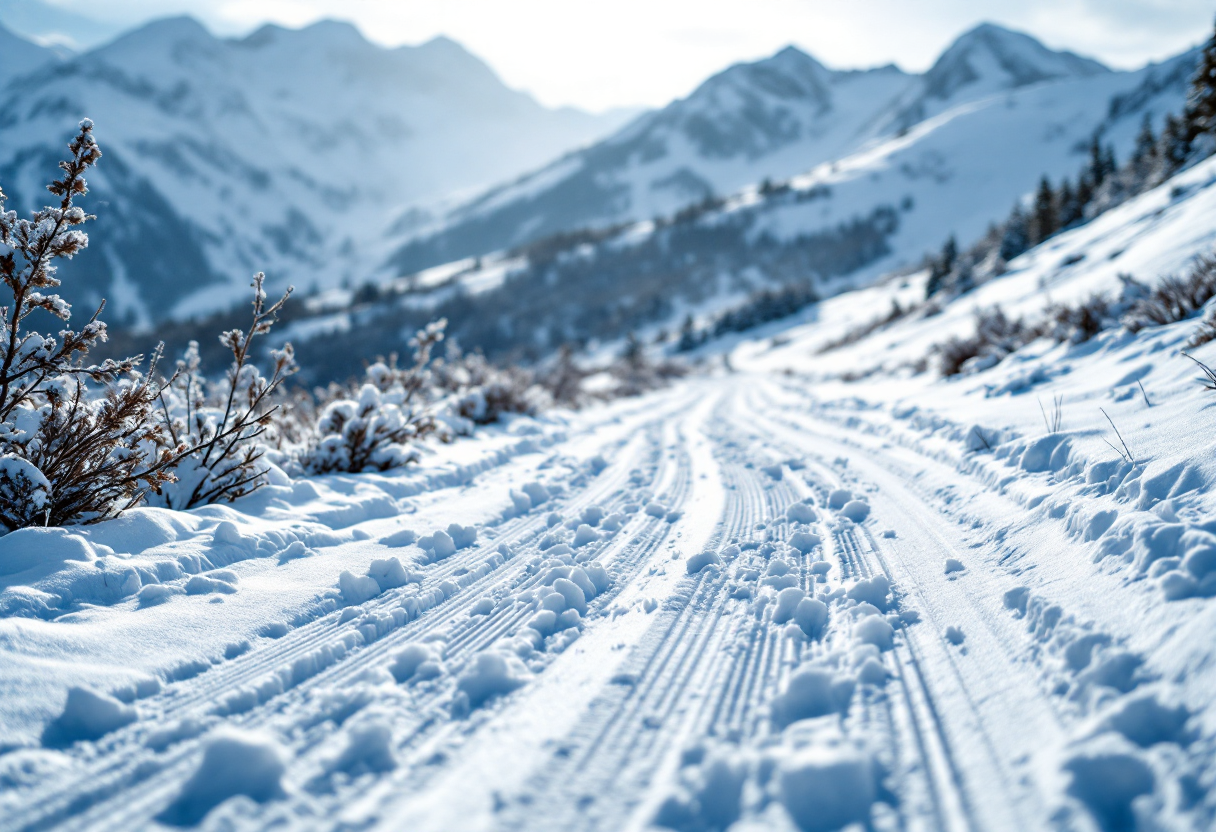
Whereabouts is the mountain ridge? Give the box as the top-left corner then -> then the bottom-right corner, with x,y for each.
385,22 -> 1132,278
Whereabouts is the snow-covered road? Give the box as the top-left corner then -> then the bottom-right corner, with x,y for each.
3,372 -> 1202,832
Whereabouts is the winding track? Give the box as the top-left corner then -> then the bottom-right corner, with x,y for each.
1,376 -> 1109,831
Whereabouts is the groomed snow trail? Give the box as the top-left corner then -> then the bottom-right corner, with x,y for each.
2,375 -> 1205,831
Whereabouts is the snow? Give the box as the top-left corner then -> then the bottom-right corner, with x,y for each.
4,41 -> 1216,832
158,729 -> 287,826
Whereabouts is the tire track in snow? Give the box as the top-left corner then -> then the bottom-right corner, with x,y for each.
4,405 -> 688,832
743,378 -> 1066,832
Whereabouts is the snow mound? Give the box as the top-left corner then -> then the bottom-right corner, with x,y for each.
158,729 -> 287,826
389,643 -> 443,683
1063,736 -> 1155,831
841,500 -> 871,522
452,651 -> 529,715
328,719 -> 396,776
788,531 -> 821,553
686,550 -> 722,574
771,668 -> 852,727
786,501 -> 818,523
42,687 -> 138,747
779,745 -> 877,832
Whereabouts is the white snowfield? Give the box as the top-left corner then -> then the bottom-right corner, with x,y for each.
4,161 -> 1216,832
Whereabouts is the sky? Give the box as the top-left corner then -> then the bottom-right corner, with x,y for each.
8,0 -> 1215,112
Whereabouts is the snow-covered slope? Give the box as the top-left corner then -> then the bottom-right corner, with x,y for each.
0,22 -> 59,82
3,155 -> 1216,831
0,17 -> 630,323
386,23 -> 1158,277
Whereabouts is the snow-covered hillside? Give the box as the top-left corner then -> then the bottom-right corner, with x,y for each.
0,18 -> 631,323
0,21 -> 59,80
386,24 -> 1190,277
3,136 -> 1216,831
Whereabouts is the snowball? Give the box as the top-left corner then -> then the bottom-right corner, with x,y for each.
828,488 -> 852,509
760,464 -> 784,480
645,502 -> 668,518
158,729 -> 286,826
779,746 -> 876,832
854,614 -> 895,651
42,687 -> 138,747
686,551 -> 722,574
841,500 -> 871,522
580,506 -> 606,526
944,558 -> 966,574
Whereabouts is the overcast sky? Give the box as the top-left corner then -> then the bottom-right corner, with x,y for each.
16,0 -> 1216,112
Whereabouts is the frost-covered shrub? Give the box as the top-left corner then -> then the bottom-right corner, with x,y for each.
433,344 -> 550,426
608,333 -> 687,397
299,321 -> 444,474
151,274 -> 295,509
0,120 -> 180,530
1124,254 -> 1216,332
937,307 -> 1030,377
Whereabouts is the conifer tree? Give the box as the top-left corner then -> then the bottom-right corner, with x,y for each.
1029,176 -> 1058,244
1184,16 -> 1216,143
999,204 -> 1030,262
1057,179 -> 1082,228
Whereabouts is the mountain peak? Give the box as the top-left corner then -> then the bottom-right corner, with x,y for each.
96,15 -> 216,60
923,21 -> 1109,102
0,19 -> 63,81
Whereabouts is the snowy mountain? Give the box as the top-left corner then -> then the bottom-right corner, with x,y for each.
0,17 -> 632,323
0,21 -> 60,81
386,23 -> 1128,276
274,44 -> 1192,371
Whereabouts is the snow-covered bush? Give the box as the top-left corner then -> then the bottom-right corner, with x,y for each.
937,307 -> 1029,377
299,321 -> 445,474
151,274 -> 295,509
0,120 -> 181,530
608,333 -> 687,397
433,343 -> 550,426
1124,253 -> 1216,332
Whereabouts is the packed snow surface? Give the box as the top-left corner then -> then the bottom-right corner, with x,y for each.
4,152 -> 1216,832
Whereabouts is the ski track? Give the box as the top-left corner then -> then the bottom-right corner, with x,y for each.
4,374 -> 1199,831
